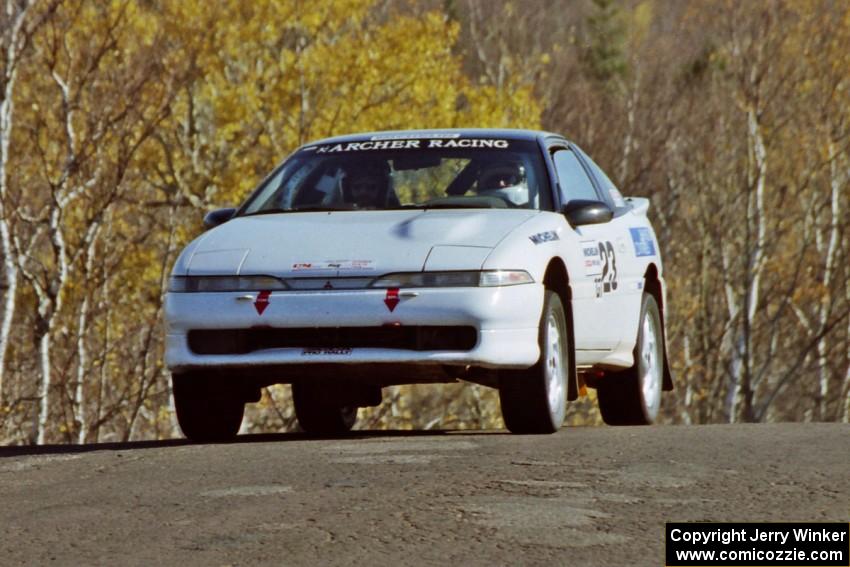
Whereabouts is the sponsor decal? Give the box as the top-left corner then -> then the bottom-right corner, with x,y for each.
529,230 -> 559,245
426,139 -> 508,149
598,241 -> 619,293
629,227 -> 656,257
384,288 -> 400,312
317,140 -> 420,153
292,260 -> 375,271
313,139 -> 509,153
340,260 -> 374,271
254,290 -> 271,315
301,348 -> 353,356
581,241 -> 603,277
292,263 -> 318,271
371,133 -> 460,140
585,240 -> 619,297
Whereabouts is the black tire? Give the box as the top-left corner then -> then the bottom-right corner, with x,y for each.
597,293 -> 663,426
292,382 -> 358,435
499,290 -> 569,434
172,373 -> 245,442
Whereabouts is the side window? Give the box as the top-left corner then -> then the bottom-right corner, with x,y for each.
575,148 -> 627,208
552,149 -> 599,203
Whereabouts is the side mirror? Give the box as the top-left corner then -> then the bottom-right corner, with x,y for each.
203,207 -> 236,229
562,200 -> 613,227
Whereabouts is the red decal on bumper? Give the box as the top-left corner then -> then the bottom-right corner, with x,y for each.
384,288 -> 400,312
254,290 -> 271,315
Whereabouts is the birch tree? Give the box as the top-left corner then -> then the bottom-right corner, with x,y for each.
12,1 -> 180,443
0,0 -> 57,406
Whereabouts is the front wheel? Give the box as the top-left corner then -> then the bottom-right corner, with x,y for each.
597,293 -> 664,425
172,373 -> 245,442
292,382 -> 358,435
499,290 -> 568,434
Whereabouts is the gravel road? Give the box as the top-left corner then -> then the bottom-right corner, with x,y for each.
0,423 -> 847,566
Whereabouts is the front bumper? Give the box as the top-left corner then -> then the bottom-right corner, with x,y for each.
164,284 -> 543,372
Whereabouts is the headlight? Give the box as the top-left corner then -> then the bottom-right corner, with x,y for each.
369,270 -> 533,288
168,275 -> 288,292
370,271 -> 479,288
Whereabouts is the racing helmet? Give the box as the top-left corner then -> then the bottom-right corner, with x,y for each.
477,161 -> 529,206
341,161 -> 392,208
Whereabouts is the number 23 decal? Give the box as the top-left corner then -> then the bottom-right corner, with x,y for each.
598,241 -> 618,294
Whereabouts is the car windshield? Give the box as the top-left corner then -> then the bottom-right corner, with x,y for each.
238,137 -> 550,215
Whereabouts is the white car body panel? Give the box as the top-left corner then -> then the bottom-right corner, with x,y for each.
424,245 -> 493,271
179,210 -> 537,278
166,285 -> 543,370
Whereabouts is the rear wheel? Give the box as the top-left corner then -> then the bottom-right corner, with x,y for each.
499,290 -> 568,434
292,382 -> 358,435
172,373 -> 245,442
597,293 -> 663,425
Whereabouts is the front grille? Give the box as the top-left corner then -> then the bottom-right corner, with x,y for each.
188,326 -> 478,355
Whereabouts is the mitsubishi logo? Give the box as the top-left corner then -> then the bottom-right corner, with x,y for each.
323,281 -> 334,289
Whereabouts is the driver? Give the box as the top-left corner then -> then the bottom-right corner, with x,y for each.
477,162 -> 529,206
342,161 -> 393,208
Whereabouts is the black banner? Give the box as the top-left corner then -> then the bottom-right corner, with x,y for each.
666,523 -> 849,566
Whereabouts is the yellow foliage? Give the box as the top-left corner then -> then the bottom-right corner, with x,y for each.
155,1 -> 541,206
631,1 -> 654,46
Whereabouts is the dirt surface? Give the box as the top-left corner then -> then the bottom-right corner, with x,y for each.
0,423 -> 848,566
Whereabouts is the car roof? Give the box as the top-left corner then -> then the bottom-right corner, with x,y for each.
303,128 -> 565,147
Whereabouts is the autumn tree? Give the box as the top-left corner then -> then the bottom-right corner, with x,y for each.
0,1 -> 185,444
0,0 -> 58,410
452,0 -> 850,425
0,0 -> 542,444
3,0 -> 848,444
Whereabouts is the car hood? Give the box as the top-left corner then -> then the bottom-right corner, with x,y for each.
182,209 -> 539,277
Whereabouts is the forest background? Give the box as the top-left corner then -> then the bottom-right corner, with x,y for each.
0,0 -> 848,445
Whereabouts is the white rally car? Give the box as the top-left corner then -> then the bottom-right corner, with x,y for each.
165,129 -> 673,440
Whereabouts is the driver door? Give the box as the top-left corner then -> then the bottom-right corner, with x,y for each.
551,147 -> 624,352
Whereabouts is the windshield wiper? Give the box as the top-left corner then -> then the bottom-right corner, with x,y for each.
290,206 -> 348,212
404,203 -> 494,210
241,206 -> 343,217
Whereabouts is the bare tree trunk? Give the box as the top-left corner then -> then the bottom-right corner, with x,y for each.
720,244 -> 741,422
843,257 -> 850,423
94,265 -> 111,443
841,352 -> 850,423
75,223 -> 100,443
74,294 -> 90,443
0,1 -> 36,402
680,335 -> 694,425
34,197 -> 73,444
0,223 -> 17,403
618,71 -> 640,183
36,328 -> 51,444
814,142 -> 842,420
732,108 -> 767,423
